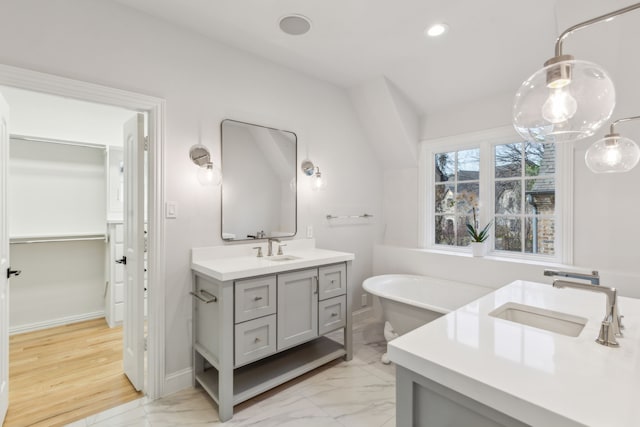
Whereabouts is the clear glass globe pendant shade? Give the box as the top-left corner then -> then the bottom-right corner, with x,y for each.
585,135 -> 640,173
513,59 -> 615,143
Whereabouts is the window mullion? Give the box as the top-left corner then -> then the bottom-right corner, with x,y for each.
480,140 -> 492,250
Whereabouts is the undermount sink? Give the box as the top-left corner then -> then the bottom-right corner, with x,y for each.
267,255 -> 301,262
489,302 -> 587,337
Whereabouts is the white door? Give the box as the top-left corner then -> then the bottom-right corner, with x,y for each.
122,113 -> 145,391
0,94 -> 10,424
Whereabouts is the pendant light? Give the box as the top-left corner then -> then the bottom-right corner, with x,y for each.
513,3 -> 640,143
585,116 -> 640,173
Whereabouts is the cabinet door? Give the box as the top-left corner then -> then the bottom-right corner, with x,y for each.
277,269 -> 318,350
318,264 -> 346,301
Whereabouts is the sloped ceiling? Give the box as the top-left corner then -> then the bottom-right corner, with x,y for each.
112,0 -> 638,112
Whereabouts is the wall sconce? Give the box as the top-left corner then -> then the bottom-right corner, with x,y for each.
300,159 -> 326,190
189,144 -> 222,186
585,116 -> 640,173
512,3 -> 640,143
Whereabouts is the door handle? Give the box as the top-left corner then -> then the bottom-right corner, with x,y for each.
115,256 -> 127,265
6,268 -> 21,279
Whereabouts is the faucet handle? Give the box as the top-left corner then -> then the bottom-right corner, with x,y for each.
252,247 -> 263,258
277,244 -> 287,256
596,320 -> 619,347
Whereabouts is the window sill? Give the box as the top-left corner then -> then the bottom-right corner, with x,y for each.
418,246 -> 570,269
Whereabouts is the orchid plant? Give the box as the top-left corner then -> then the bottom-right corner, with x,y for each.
456,191 -> 492,243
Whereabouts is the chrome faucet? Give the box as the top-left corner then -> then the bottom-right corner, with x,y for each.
552,279 -> 622,347
544,269 -> 600,285
267,238 -> 280,256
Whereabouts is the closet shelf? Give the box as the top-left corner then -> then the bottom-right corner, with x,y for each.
10,232 -> 107,244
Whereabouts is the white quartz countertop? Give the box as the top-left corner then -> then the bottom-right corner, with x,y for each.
388,280 -> 640,427
191,240 -> 354,281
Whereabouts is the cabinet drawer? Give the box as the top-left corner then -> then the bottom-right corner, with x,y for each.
319,295 -> 346,335
235,276 -> 276,323
318,264 -> 346,300
235,315 -> 276,367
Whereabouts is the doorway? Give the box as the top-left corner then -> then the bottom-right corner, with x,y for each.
0,64 -> 165,425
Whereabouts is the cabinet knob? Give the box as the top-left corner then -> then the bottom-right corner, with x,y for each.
254,337 -> 260,343
331,312 -> 338,317
330,280 -> 335,284
254,296 -> 263,301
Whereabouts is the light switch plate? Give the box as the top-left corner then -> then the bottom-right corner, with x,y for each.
166,201 -> 177,218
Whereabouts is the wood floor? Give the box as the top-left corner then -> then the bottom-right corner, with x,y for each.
5,318 -> 142,427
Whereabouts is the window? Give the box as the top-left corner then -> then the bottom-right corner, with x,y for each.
494,142 -> 555,255
423,127 -> 570,262
434,148 -> 480,246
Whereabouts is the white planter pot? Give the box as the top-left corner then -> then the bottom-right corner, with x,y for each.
470,242 -> 487,257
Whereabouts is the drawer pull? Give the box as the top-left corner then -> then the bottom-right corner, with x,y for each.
331,312 -> 338,317
254,296 -> 263,301
254,337 -> 260,343
190,290 -> 218,303
330,280 -> 335,284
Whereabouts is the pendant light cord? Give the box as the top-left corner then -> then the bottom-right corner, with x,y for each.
555,2 -> 640,56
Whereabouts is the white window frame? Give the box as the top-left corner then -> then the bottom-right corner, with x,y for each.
419,126 -> 573,264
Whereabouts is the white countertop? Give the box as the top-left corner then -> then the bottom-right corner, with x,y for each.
191,239 -> 354,281
388,280 -> 640,427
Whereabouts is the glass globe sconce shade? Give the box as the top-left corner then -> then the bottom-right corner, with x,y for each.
197,162 -> 222,185
189,144 -> 222,186
312,166 -> 326,190
513,57 -> 615,143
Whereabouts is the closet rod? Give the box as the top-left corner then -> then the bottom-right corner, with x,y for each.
10,234 -> 107,244
10,134 -> 106,150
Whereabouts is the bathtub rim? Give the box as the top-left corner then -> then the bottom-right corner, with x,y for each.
363,273 -> 492,315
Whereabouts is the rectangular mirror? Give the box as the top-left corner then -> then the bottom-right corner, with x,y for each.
221,119 -> 297,241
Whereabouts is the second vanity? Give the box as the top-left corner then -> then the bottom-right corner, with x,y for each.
191,239 -> 354,422
389,280 -> 640,427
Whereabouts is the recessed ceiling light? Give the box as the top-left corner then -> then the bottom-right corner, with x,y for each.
425,23 -> 449,37
279,14 -> 312,36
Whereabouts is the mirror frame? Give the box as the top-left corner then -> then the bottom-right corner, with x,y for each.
220,118 -> 298,242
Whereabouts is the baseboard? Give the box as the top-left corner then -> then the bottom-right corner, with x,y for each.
163,367 -> 193,397
9,310 -> 105,335
353,306 -> 374,325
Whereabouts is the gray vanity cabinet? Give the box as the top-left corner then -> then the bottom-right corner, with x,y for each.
192,261 -> 353,422
277,269 -> 319,350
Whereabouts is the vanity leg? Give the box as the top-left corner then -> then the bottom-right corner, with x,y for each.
217,284 -> 235,422
344,260 -> 353,361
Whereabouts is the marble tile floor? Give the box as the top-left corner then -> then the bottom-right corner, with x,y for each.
67,318 -> 396,427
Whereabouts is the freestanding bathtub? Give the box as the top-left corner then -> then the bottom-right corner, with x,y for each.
363,274 -> 492,363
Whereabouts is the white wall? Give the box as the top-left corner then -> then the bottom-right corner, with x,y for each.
9,241 -> 106,332
0,85 -> 135,147
0,0 -> 383,382
9,139 -> 106,236
9,139 -> 108,330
